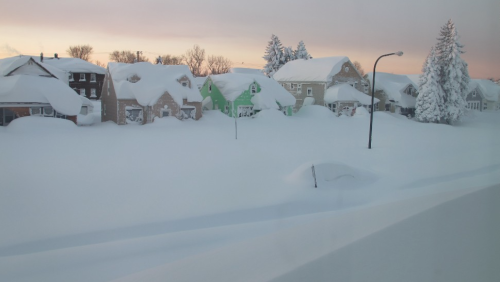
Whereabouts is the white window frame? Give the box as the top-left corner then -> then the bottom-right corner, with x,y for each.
90,73 -> 96,83
161,109 -> 171,117
472,90 -> 476,97
90,88 -> 97,98
69,73 -> 74,82
43,106 -> 54,117
297,84 -> 302,93
80,88 -> 86,97
30,107 -> 42,116
79,73 -> 86,81
307,87 -> 313,97
80,106 -> 88,115
291,83 -> 296,90
251,84 -> 257,94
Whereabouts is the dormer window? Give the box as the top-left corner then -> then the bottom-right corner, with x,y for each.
90,73 -> 96,82
209,81 -> 212,93
182,81 -> 188,87
251,84 -> 257,94
79,73 -> 86,81
69,73 -> 74,81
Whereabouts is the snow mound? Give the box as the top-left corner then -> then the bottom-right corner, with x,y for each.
253,109 -> 288,120
7,116 -> 77,133
286,161 -> 377,189
353,106 -> 369,117
294,105 -> 336,119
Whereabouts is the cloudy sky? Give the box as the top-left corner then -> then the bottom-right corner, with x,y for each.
1,0 -> 499,78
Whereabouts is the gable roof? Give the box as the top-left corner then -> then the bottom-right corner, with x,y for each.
273,56 -> 350,82
108,62 -> 202,106
209,73 -> 295,109
473,79 -> 500,102
0,75 -> 82,115
365,72 -> 417,108
1,56 -> 72,85
324,84 -> 379,105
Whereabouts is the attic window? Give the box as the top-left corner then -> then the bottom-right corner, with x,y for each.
209,81 -> 212,93
251,84 -> 257,94
181,81 -> 188,87
472,90 -> 476,97
344,67 -> 350,73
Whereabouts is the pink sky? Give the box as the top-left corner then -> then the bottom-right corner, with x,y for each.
1,0 -> 499,79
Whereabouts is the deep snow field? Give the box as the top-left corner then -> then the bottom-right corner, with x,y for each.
1,102 -> 499,282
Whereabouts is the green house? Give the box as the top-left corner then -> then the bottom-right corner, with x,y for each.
200,73 -> 295,117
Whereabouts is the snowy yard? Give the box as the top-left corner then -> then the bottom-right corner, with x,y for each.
1,102 -> 499,281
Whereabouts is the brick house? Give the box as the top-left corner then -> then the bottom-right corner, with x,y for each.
101,62 -> 203,125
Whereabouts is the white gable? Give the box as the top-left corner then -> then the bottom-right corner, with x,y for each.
474,79 -> 500,102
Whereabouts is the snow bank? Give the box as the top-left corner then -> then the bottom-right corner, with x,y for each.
286,160 -> 377,189
294,105 -> 335,118
6,116 -> 77,133
109,62 -> 202,106
273,56 -> 349,82
353,106 -> 369,117
0,75 -> 82,115
324,84 -> 378,105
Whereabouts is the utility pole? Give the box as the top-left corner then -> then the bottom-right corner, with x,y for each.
136,51 -> 142,63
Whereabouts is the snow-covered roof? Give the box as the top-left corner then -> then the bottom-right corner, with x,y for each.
273,56 -> 350,82
40,57 -> 106,74
473,79 -> 500,102
405,74 -> 421,87
0,75 -> 82,115
108,62 -> 203,106
210,73 -> 295,109
324,84 -> 379,105
229,68 -> 265,76
365,72 -> 417,108
194,76 -> 208,88
0,56 -> 69,83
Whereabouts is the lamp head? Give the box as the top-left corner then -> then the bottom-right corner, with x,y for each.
395,51 -> 404,56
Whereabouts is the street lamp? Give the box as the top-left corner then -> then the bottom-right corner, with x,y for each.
368,51 -> 403,149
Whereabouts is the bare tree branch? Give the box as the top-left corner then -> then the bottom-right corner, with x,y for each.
185,45 -> 206,77
67,45 -> 93,61
207,55 -> 232,75
353,61 -> 365,77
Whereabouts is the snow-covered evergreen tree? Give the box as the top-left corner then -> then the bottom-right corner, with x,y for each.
283,46 -> 295,64
295,40 -> 311,60
415,47 -> 443,123
263,34 -> 284,77
435,19 -> 469,124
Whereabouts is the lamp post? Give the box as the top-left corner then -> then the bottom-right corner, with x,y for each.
368,51 -> 403,149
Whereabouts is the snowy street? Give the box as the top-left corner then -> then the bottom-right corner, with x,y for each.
1,103 -> 499,281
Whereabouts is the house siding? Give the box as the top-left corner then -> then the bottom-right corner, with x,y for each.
70,73 -> 105,100
101,75 -> 119,124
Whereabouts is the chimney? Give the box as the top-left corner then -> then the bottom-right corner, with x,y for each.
54,53 -> 59,59
40,52 -> 43,63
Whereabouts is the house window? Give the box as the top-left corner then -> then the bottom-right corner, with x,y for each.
125,108 -> 143,123
90,73 -> 96,82
483,102 -> 487,110
354,81 -> 358,89
161,109 -> 170,117
43,106 -> 54,116
364,84 -> 369,93
307,87 -> 313,96
30,107 -> 42,116
209,81 -> 212,93
181,81 -> 188,87
385,103 -> 391,111
80,106 -> 88,115
55,111 -> 67,119
1,108 -> 16,125
180,107 -> 196,119
251,84 -> 257,94
291,83 -> 296,90
297,84 -> 302,93
80,88 -> 86,97
79,73 -> 86,81
90,88 -> 97,98
69,73 -> 74,81
472,90 -> 476,97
